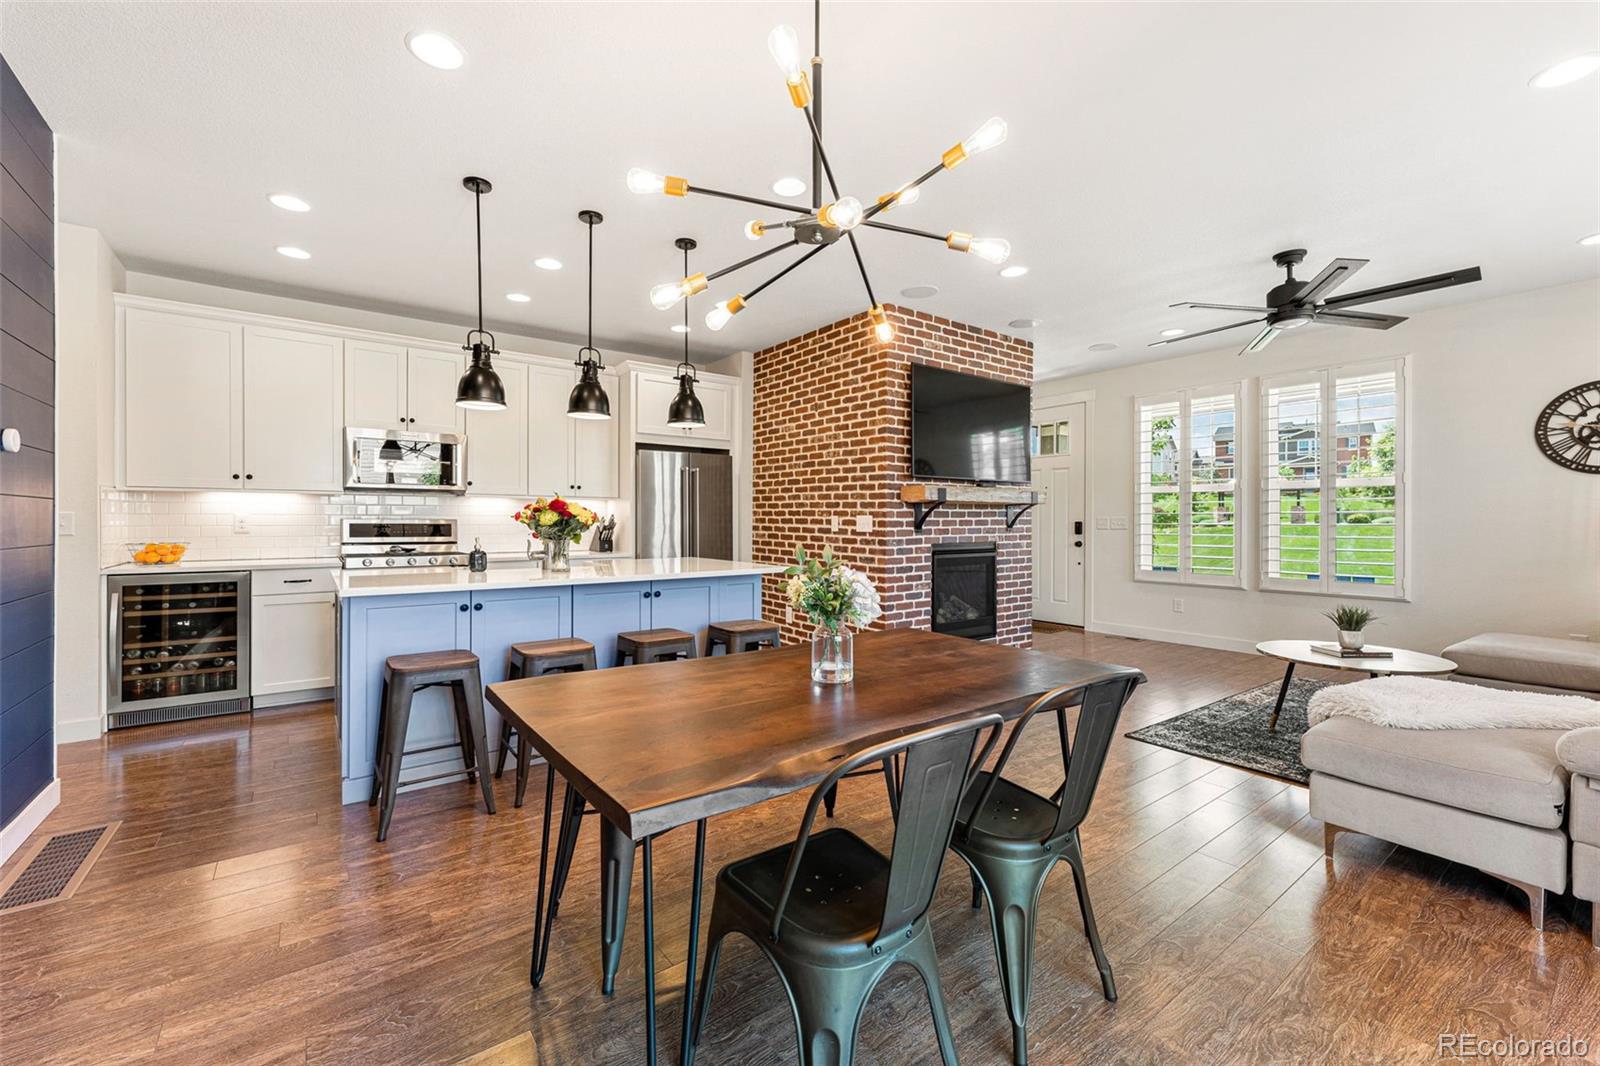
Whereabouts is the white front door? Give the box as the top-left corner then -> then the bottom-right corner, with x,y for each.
1032,402 -> 1087,626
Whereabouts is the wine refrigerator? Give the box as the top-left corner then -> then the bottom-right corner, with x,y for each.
106,571 -> 252,729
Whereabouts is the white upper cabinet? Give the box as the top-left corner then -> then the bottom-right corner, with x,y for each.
123,307 -> 244,489
466,360 -> 529,497
406,349 -> 466,435
343,340 -> 407,431
633,369 -> 732,442
242,327 -> 344,492
528,364 -> 575,497
571,368 -> 620,498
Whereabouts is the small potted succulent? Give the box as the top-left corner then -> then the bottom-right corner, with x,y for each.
1323,604 -> 1378,652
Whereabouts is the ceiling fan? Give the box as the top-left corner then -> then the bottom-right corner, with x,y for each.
1150,249 -> 1483,355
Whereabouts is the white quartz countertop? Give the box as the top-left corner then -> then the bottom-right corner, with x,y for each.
102,556 -> 339,576
335,557 -> 783,599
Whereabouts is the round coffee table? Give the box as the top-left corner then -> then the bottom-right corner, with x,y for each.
1254,639 -> 1457,731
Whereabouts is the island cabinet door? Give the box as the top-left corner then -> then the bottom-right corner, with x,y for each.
571,581 -> 652,668
341,592 -> 470,793
716,576 -> 762,627
469,586 -> 571,753
648,579 -> 716,652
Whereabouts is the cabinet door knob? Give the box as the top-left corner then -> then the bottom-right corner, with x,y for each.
232,474 -> 241,480
459,603 -> 469,612
474,602 -> 483,611
653,590 -> 662,598
245,474 -> 253,480
642,591 -> 650,600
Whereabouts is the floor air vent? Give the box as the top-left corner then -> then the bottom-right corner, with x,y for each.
0,822 -> 119,915
108,697 -> 249,730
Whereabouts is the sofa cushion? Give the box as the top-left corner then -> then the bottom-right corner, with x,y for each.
1558,727 -> 1600,778
1300,717 -> 1569,829
1442,633 -> 1600,694
1570,773 -> 1600,847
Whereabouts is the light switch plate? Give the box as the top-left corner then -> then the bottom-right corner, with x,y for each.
854,514 -> 872,533
830,516 -> 841,532
1095,517 -> 1110,531
1109,516 -> 1129,530
233,515 -> 251,535
57,511 -> 75,536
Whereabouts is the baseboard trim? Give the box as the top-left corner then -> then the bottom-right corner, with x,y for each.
1,779 -> 61,866
56,718 -> 104,744
253,688 -> 334,710
1087,619 -> 1259,656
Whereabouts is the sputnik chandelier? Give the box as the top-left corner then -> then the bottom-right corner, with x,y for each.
628,0 -> 1010,344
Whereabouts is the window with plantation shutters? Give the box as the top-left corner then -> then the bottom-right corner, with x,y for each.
1260,358 -> 1405,597
1135,383 -> 1243,586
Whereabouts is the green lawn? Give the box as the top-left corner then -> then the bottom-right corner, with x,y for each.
1149,490 -> 1395,583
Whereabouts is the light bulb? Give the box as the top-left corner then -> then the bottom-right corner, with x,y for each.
969,237 -> 1011,265
818,196 -> 863,231
705,295 -> 745,331
889,185 -> 920,210
627,168 -> 665,195
744,220 -> 765,241
869,305 -> 893,344
963,117 -> 1009,155
650,273 -> 708,311
768,25 -> 804,81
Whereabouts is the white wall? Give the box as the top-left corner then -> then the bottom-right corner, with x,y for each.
54,224 -> 124,742
1035,279 -> 1600,655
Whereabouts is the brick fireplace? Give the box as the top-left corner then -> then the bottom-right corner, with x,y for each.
751,304 -> 1034,648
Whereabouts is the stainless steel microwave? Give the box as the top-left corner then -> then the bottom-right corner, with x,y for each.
344,427 -> 467,493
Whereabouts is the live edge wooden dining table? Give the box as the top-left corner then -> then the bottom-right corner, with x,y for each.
484,627 -> 1145,1065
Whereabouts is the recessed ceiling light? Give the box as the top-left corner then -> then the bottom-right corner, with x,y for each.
275,246 -> 311,260
999,265 -> 1029,279
505,292 -> 531,303
533,257 -> 563,271
771,177 -> 807,198
670,324 -> 691,334
1159,327 -> 1186,338
267,193 -> 310,213
1088,342 -> 1117,352
406,31 -> 465,71
1580,233 -> 1600,247
1008,318 -> 1039,329
1529,52 -> 1600,89
900,285 -> 939,299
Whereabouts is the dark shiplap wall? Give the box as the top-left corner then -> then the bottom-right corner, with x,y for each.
0,55 -> 55,829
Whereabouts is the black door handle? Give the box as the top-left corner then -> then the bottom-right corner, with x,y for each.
642,591 -> 650,600
1074,541 -> 1083,547
245,474 -> 253,480
459,603 -> 469,612
232,473 -> 240,480
474,602 -> 483,611
653,590 -> 662,598
1073,520 -> 1084,535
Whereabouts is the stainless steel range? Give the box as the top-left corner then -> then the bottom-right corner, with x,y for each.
340,518 -> 469,570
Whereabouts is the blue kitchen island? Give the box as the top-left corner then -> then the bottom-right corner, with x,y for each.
334,558 -> 782,805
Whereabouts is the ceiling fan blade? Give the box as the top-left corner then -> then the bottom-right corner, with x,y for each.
1169,301 -> 1273,312
1322,266 -> 1482,309
1240,325 -> 1280,355
1315,309 -> 1406,330
1147,317 -> 1266,347
1293,258 -> 1369,305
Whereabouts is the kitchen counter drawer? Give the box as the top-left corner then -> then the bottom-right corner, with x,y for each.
253,568 -> 338,596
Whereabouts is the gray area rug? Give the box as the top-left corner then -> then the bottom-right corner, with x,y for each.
1125,678 -> 1335,785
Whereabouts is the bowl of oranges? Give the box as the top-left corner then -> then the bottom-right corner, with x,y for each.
127,541 -> 189,566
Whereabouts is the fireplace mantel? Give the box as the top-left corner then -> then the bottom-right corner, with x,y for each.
900,483 -> 1043,532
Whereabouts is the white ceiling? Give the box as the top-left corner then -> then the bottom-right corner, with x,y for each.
4,2 -> 1598,377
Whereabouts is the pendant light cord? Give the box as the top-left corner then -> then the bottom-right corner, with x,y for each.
587,218 -> 595,351
682,245 -> 691,366
474,185 -> 484,335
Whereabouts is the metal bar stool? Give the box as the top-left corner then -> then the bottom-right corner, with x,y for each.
495,637 -> 597,808
705,619 -> 780,655
368,649 -> 497,842
615,628 -> 696,667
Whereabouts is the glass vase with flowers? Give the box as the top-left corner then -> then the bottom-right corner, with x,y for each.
784,547 -> 882,684
514,497 -> 598,573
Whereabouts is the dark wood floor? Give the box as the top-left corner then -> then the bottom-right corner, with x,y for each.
2,628 -> 1594,1065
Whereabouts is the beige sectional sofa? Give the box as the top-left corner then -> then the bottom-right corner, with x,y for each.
1302,633 -> 1599,943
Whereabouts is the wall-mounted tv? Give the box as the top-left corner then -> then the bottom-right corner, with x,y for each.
910,363 -> 1032,484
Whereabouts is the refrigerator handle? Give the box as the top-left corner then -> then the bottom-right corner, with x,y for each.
107,589 -> 121,704
689,467 -> 700,557
679,466 -> 691,557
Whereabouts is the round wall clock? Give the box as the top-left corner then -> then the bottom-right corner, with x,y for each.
1535,380 -> 1600,473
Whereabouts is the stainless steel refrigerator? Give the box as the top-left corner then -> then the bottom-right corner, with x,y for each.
635,445 -> 734,560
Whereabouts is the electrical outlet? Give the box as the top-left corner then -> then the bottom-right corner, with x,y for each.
57,511 -> 75,536
785,605 -> 794,624
854,514 -> 872,533
1095,516 -> 1110,531
830,516 -> 841,532
1172,598 -> 1185,613
1109,516 -> 1129,530
233,515 -> 251,535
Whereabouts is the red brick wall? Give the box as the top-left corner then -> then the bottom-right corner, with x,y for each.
752,304 -> 1034,647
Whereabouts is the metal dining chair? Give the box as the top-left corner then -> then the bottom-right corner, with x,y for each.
951,671 -> 1144,1066
689,712 -> 1005,1066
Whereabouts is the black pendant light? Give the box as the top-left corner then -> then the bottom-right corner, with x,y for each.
455,175 -> 507,411
567,209 -> 612,420
666,236 -> 707,428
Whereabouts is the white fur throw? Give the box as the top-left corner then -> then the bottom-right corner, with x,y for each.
1307,676 -> 1600,730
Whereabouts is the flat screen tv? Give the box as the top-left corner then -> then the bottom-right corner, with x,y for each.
910,364 -> 1032,484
